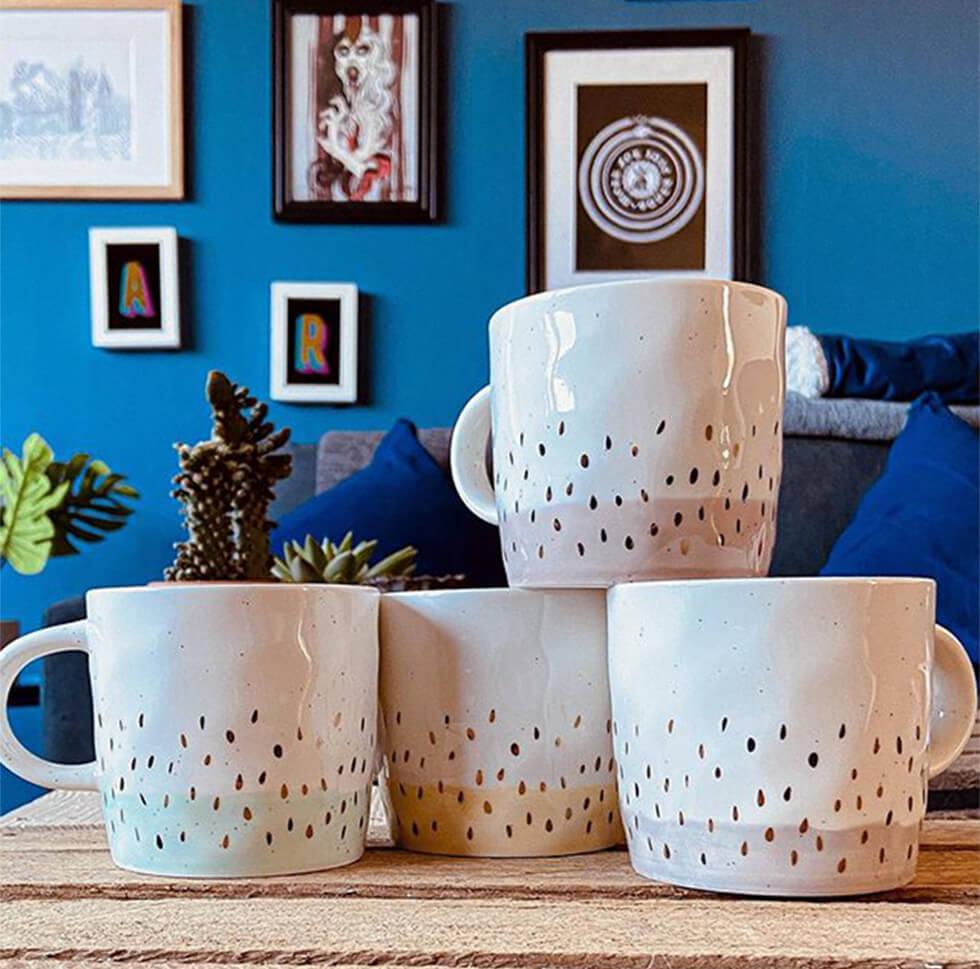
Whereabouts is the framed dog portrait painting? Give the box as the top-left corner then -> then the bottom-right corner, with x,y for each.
526,29 -> 750,293
270,282 -> 359,402
273,0 -> 437,223
89,227 -> 180,348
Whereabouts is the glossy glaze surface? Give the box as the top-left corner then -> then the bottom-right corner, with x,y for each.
607,577 -> 977,896
452,278 -> 787,588
0,584 -> 380,877
379,589 -> 622,856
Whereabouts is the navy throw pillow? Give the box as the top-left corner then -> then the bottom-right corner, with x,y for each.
821,393 -> 979,663
271,419 -> 505,586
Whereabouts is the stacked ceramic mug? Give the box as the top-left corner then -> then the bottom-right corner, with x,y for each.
403,277 -> 976,896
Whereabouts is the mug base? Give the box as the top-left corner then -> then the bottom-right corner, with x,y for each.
387,779 -> 625,858
108,843 -> 366,879
627,851 -> 917,897
393,839 -> 617,859
623,817 -> 922,898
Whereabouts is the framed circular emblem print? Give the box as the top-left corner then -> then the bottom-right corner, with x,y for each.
526,29 -> 750,293
577,115 -> 705,245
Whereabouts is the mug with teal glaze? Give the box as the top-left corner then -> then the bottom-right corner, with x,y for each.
0,584 -> 380,877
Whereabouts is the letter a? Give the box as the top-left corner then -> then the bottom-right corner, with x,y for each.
118,262 -> 155,318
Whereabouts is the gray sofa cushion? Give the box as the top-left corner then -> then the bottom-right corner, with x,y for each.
316,428 -> 451,492
770,437 -> 888,576
316,427 -> 452,494
269,442 -> 318,524
784,393 -> 980,441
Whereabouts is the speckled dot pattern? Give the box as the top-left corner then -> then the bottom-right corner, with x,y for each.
86,584 -> 379,878
380,590 -> 623,857
485,280 -> 786,588
608,579 -> 938,896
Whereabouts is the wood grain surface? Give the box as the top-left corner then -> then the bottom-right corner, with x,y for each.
1,794 -> 978,968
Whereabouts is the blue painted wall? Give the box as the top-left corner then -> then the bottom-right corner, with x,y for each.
1,0 -> 978,634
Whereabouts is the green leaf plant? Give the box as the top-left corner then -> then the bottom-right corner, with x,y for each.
0,433 -> 138,575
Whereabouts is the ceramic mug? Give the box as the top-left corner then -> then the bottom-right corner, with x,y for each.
607,578 -> 977,897
0,584 -> 380,878
451,278 -> 787,589
379,589 -> 623,856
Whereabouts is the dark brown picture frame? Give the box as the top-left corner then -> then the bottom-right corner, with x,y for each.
525,28 -> 751,293
273,0 -> 438,223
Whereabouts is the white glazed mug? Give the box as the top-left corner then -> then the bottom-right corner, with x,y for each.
451,278 -> 788,589
379,589 -> 623,856
607,578 -> 977,896
0,584 -> 380,877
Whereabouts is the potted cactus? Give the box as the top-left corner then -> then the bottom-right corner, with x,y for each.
166,370 -> 292,581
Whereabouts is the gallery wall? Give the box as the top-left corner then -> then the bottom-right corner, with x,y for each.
1,0 -> 977,632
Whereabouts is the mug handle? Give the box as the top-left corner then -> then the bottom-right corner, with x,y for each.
450,385 -> 499,524
0,620 -> 98,791
928,624 -> 978,779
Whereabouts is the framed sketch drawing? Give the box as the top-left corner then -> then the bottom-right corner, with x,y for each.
526,29 -> 749,293
273,0 -> 437,223
0,0 -> 184,200
89,227 -> 180,348
270,282 -> 359,402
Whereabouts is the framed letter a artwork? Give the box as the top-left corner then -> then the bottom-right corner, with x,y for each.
89,227 -> 180,348
526,29 -> 749,293
271,282 -> 359,403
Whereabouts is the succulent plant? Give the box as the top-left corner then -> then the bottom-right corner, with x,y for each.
272,532 -> 417,585
166,371 -> 292,581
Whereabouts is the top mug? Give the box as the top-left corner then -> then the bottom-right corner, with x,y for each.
451,278 -> 787,588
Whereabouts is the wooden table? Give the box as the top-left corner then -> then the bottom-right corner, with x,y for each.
1,791 -> 978,968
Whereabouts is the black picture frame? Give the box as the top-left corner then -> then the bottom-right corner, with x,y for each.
525,28 -> 751,294
272,0 -> 438,223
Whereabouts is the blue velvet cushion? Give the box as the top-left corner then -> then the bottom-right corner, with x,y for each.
821,393 -> 979,662
819,331 -> 978,403
271,419 -> 505,586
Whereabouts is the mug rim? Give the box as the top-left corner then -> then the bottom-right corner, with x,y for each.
609,576 -> 935,595
87,583 -> 381,603
385,587 -> 604,602
489,276 -> 787,330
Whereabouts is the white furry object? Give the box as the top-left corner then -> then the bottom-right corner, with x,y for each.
786,325 -> 830,398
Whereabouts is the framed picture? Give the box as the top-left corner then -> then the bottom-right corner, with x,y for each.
272,0 -> 437,223
270,282 -> 359,402
526,29 -> 749,293
0,0 -> 183,200
89,227 -> 180,349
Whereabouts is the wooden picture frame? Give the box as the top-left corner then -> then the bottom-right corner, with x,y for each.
272,0 -> 437,223
526,29 -> 750,293
270,282 -> 359,402
0,0 -> 184,200
89,227 -> 181,348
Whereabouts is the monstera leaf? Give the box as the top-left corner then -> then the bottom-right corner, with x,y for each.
0,434 -> 69,575
46,454 -> 139,557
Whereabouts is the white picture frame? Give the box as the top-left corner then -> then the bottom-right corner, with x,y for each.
89,226 -> 180,349
0,0 -> 184,200
270,282 -> 359,403
527,30 -> 749,293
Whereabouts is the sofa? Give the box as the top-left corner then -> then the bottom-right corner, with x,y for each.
40,394 -> 979,810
